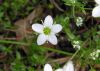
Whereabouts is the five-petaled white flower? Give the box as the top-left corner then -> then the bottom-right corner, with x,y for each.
32,15 -> 62,45
44,61 -> 74,71
92,0 -> 100,17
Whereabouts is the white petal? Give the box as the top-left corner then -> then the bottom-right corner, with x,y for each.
55,68 -> 63,71
95,0 -> 100,5
44,64 -> 53,71
52,24 -> 62,33
63,61 -> 74,71
37,34 -> 47,45
32,24 -> 43,33
97,50 -> 100,53
44,15 -> 53,27
48,34 -> 57,45
92,6 -> 100,17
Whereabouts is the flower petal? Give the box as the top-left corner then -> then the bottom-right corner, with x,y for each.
52,24 -> 62,33
55,68 -> 63,71
63,61 -> 74,71
95,0 -> 100,5
92,6 -> 100,17
44,64 -> 53,71
32,24 -> 43,33
37,34 -> 47,45
97,50 -> 100,53
44,15 -> 53,27
48,34 -> 57,45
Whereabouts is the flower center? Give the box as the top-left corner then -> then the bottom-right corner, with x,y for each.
43,27 -> 51,35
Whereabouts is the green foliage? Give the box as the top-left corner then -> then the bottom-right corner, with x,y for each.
0,0 -> 100,71
29,43 -> 46,65
11,52 -> 26,71
0,0 -> 39,28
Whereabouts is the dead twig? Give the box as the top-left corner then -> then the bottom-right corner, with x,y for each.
48,56 -> 71,64
49,0 -> 64,12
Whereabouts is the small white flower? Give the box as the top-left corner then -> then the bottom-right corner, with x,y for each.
63,61 -> 74,71
55,69 -> 63,71
92,0 -> 100,17
32,15 -> 62,45
97,49 -> 100,53
76,17 -> 83,27
44,64 -> 53,71
73,45 -> 80,50
90,49 -> 100,60
44,61 -> 74,71
73,41 -> 80,50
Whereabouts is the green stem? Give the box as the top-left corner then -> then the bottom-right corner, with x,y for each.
72,5 -> 75,18
0,40 -> 29,46
70,49 -> 80,60
0,40 -> 73,55
41,47 -> 73,55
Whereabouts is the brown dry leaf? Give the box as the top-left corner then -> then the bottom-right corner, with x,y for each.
15,19 -> 27,40
4,64 -> 10,71
0,53 -> 7,62
15,5 -> 44,40
94,64 -> 100,69
49,56 -> 71,64
75,61 -> 81,71
0,36 -> 3,40
81,67 -> 86,71
14,5 -> 44,54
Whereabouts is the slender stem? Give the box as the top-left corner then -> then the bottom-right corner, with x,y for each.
72,5 -> 75,18
0,40 -> 73,55
42,47 -> 73,55
70,49 -> 80,60
0,40 -> 29,46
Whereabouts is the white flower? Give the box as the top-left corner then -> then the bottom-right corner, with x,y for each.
32,15 -> 62,45
73,45 -> 80,50
73,41 -> 80,50
90,49 -> 100,60
44,61 -> 74,71
97,50 -> 100,53
56,61 -> 74,71
95,0 -> 100,5
44,64 -> 53,71
92,0 -> 100,17
76,17 -> 83,27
